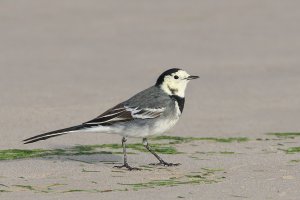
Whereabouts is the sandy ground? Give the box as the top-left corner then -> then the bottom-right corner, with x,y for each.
1,1 -> 300,199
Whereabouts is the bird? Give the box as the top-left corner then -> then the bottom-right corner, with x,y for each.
23,68 -> 199,170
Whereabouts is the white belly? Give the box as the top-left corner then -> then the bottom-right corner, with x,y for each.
124,117 -> 180,138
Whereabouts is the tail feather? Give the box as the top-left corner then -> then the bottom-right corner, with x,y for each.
23,124 -> 87,144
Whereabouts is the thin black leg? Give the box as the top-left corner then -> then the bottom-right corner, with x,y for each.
114,137 -> 140,171
143,138 -> 180,166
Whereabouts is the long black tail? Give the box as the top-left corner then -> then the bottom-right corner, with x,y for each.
23,124 -> 87,144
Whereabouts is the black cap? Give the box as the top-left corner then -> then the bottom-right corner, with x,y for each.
155,68 -> 181,86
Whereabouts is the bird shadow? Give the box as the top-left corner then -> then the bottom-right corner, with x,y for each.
47,152 -> 122,165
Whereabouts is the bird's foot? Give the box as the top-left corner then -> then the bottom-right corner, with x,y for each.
113,163 -> 141,171
150,161 -> 181,167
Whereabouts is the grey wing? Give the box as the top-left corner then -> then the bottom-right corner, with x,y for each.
125,86 -> 171,108
83,103 -> 165,126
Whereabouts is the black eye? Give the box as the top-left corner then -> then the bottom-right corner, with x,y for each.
174,75 -> 179,79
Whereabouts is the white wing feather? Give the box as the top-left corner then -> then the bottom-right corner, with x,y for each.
125,106 -> 166,119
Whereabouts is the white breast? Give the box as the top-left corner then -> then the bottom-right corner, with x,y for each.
121,101 -> 181,137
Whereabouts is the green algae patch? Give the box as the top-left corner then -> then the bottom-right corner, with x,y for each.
151,135 -> 194,144
267,132 -> 300,139
290,159 -> 300,163
12,184 -> 117,194
0,147 -> 116,161
0,149 -> 47,160
151,135 -> 249,144
219,151 -> 235,154
195,151 -> 235,155
0,135 -> 247,161
82,169 -> 101,173
0,143 -> 179,161
203,137 -> 249,143
119,168 -> 224,190
13,185 -> 36,191
282,147 -> 300,154
145,145 -> 179,154
87,143 -> 180,154
0,149 -> 70,160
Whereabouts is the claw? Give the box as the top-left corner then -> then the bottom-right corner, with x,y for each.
150,162 -> 181,167
114,164 -> 141,171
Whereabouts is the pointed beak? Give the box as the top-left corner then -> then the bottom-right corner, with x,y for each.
187,75 -> 199,80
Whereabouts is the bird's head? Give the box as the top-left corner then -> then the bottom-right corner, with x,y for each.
155,68 -> 199,97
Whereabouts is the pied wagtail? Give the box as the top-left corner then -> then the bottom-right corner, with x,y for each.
23,68 -> 199,170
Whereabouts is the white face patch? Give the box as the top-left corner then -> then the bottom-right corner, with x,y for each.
160,70 -> 190,97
